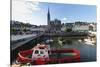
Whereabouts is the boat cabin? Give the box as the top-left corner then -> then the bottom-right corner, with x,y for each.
32,44 -> 49,60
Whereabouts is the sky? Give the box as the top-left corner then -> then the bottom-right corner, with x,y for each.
12,0 -> 96,25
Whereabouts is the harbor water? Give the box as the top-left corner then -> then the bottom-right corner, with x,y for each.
44,37 -> 96,62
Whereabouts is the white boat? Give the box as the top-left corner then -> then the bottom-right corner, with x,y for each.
84,39 -> 95,45
45,39 -> 53,43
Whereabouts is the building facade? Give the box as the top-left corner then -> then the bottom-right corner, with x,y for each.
72,22 -> 89,32
50,19 -> 61,32
72,22 -> 97,32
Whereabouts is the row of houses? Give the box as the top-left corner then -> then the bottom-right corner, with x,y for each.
61,21 -> 96,32
10,20 -> 48,35
11,20 -> 96,35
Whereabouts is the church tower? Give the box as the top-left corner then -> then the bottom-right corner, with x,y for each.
47,8 -> 50,25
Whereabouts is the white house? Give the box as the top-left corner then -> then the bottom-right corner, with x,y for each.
72,22 -> 96,32
72,25 -> 89,32
72,22 -> 89,32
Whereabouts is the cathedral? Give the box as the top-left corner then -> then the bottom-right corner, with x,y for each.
47,8 -> 61,32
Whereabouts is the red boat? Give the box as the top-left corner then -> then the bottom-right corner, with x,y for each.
17,44 -> 80,65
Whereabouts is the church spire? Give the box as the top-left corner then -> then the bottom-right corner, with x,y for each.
47,7 -> 50,25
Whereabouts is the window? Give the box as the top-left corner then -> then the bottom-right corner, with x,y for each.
48,51 -> 50,54
39,47 -> 44,49
35,50 -> 39,54
40,51 -> 44,54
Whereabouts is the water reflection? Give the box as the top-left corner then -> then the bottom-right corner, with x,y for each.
66,40 -> 72,45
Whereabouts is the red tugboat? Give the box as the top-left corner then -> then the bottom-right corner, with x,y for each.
17,44 -> 80,65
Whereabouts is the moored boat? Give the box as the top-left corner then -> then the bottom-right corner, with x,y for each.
16,44 -> 80,65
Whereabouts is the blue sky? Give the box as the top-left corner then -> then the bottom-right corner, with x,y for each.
12,0 -> 96,25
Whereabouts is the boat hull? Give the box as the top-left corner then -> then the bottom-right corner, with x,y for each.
17,49 -> 80,65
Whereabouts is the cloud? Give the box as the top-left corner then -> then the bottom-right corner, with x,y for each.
62,17 -> 67,21
25,1 -> 41,12
12,0 -> 41,24
62,17 -> 72,23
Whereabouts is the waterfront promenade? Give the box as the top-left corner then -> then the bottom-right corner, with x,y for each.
11,34 -> 37,41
